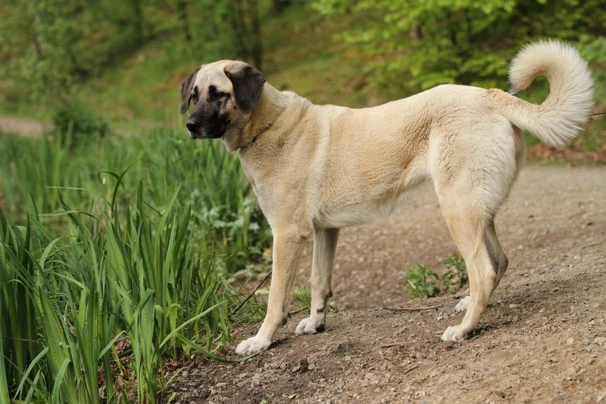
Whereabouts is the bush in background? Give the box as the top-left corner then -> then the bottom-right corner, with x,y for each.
52,102 -> 109,145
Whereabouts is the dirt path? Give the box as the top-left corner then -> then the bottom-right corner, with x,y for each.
168,164 -> 606,403
0,116 -> 45,137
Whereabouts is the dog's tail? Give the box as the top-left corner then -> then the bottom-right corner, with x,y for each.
500,40 -> 594,146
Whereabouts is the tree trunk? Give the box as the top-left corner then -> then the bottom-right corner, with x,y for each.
29,0 -> 44,58
271,0 -> 292,15
247,0 -> 263,69
176,0 -> 192,42
130,0 -> 145,47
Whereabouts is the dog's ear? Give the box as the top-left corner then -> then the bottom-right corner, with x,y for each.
224,62 -> 266,114
179,67 -> 200,114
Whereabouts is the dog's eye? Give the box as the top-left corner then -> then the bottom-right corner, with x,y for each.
208,86 -> 229,101
191,88 -> 199,104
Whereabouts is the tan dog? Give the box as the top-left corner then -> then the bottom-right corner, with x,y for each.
179,40 -> 593,356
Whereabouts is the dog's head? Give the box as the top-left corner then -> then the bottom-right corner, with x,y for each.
179,61 -> 266,142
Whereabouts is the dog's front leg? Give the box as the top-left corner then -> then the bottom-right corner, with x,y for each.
296,227 -> 339,335
235,228 -> 307,356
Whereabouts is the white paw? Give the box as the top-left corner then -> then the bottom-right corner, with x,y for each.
235,336 -> 271,356
455,295 -> 470,312
295,316 -> 325,335
440,325 -> 467,342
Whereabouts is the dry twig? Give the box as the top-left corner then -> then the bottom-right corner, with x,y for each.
229,271 -> 272,318
382,305 -> 440,312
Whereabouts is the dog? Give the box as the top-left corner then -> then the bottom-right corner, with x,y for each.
179,40 -> 593,356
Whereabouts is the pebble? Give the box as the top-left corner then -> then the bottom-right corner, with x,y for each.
251,374 -> 261,388
364,372 -> 378,385
593,337 -> 606,346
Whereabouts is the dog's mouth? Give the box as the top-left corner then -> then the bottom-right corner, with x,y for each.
188,130 -> 206,140
186,120 -> 229,140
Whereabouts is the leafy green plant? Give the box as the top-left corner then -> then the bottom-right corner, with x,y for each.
0,163 -> 240,402
403,253 -> 468,299
313,0 -> 605,98
403,264 -> 441,299
52,102 -> 110,145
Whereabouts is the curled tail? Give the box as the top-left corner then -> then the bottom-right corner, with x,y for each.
501,40 -> 594,146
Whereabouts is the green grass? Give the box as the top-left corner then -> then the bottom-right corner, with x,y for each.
0,129 -> 271,402
0,128 -> 271,269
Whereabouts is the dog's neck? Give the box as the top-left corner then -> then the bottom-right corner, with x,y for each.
229,83 -> 292,151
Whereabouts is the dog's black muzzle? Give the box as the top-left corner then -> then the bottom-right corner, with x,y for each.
185,108 -> 228,140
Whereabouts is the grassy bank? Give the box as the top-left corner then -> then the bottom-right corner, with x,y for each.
0,129 -> 271,402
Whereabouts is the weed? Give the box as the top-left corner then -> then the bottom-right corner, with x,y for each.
403,264 -> 441,299
403,253 -> 468,300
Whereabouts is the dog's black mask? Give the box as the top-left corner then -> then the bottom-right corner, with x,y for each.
185,87 -> 230,139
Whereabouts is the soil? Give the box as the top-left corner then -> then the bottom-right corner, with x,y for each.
167,164 -> 606,404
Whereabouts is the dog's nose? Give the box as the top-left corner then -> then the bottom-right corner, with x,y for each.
186,119 -> 199,133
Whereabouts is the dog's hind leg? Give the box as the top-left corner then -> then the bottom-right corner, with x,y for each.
484,219 -> 509,287
452,219 -> 508,313
296,228 -> 340,335
439,207 -> 500,342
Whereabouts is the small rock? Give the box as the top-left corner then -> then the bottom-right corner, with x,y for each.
251,374 -> 261,388
593,337 -> 606,346
567,338 -> 575,344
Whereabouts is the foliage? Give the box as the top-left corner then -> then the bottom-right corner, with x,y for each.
0,0 -> 277,117
0,127 -> 273,401
577,35 -> 606,99
0,184 -> 233,402
0,128 -> 272,270
313,0 -> 606,97
403,264 -> 441,299
52,102 -> 109,144
403,253 -> 468,299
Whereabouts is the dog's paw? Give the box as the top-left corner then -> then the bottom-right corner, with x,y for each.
454,295 -> 470,312
295,316 -> 325,335
235,336 -> 271,356
440,325 -> 468,342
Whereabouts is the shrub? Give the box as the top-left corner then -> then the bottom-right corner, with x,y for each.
52,102 -> 109,145
403,253 -> 468,299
